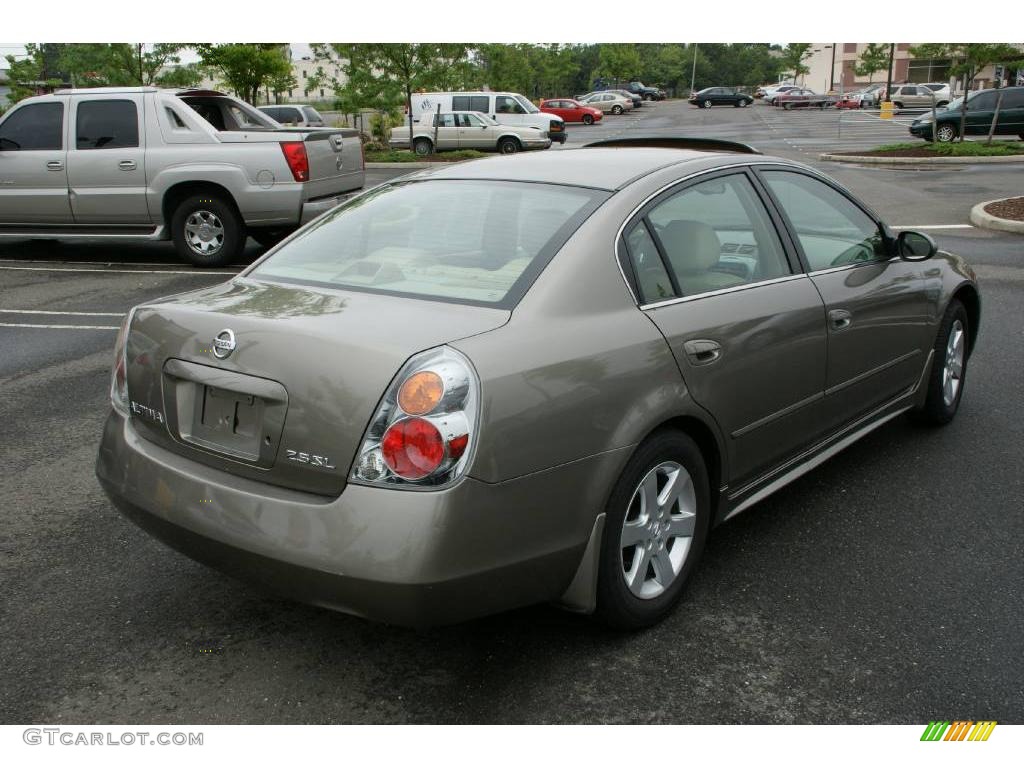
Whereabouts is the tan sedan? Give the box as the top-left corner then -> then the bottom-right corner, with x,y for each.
580,92 -> 633,115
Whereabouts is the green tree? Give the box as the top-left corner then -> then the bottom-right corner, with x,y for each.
193,44 -> 293,104
854,43 -> 890,84
52,44 -> 188,87
593,43 -> 642,86
5,44 -> 61,102
156,63 -> 203,89
910,43 -> 1024,142
779,43 -> 813,84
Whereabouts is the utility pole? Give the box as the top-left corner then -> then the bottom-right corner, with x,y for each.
829,43 -> 836,91
690,44 -> 697,94
885,43 -> 895,99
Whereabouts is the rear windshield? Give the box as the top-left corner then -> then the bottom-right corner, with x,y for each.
249,180 -> 607,308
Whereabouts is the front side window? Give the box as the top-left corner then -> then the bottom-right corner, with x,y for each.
76,100 -> 139,150
969,91 -> 998,111
0,102 -> 63,150
250,180 -> 607,307
495,96 -> 526,114
638,173 -> 791,296
459,114 -> 485,127
762,170 -> 885,271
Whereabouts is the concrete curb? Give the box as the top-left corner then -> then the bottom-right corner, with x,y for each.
970,198 -> 1024,234
819,152 -> 1024,165
366,161 -> 461,169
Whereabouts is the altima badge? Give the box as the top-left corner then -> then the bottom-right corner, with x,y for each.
212,329 -> 236,359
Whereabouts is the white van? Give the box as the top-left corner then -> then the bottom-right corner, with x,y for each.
411,92 -> 566,144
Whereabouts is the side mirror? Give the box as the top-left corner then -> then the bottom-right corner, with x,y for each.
897,230 -> 937,261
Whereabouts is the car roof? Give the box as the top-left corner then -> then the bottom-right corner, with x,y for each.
404,147 -> 779,192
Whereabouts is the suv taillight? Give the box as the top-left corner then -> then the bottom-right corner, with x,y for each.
280,141 -> 309,182
351,347 -> 479,489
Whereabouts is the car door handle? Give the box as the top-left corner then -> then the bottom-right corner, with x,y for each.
682,339 -> 722,366
829,309 -> 853,330
46,161 -> 64,171
118,160 -> 137,171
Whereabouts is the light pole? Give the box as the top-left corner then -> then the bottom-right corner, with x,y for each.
690,44 -> 697,95
829,43 -> 836,92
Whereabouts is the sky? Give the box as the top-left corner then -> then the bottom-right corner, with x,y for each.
0,43 -> 316,69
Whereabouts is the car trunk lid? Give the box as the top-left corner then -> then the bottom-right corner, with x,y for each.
125,278 -> 509,496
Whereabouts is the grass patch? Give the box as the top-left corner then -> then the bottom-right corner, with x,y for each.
364,149 -> 489,163
865,140 -> 1024,157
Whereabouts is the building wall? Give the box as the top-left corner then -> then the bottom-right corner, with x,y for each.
804,43 -> 1017,93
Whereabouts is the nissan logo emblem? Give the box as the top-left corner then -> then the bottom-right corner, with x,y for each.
212,329 -> 236,359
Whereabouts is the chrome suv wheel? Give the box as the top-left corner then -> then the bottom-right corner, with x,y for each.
942,318 -> 965,408
184,210 -> 225,257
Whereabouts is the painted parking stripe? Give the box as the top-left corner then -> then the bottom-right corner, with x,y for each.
0,309 -> 125,317
890,224 -> 974,230
0,259 -> 250,268
0,322 -> 119,330
0,265 -> 237,275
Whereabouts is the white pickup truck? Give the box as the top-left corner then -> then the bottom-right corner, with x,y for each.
0,87 -> 364,266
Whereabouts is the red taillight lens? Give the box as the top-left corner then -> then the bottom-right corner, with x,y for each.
280,141 -> 309,182
381,418 -> 445,480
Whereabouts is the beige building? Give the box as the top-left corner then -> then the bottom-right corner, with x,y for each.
197,55 -> 348,105
800,44 -> 1021,93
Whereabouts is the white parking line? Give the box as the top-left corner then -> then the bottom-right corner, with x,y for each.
890,224 -> 974,230
0,322 -> 119,330
0,265 -> 237,275
0,309 -> 125,317
0,259 -> 196,267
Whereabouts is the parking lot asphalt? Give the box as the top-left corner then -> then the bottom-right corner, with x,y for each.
1,109 -> 1022,724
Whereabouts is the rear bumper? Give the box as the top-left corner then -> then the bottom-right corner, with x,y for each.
300,192 -> 357,225
96,413 -> 621,626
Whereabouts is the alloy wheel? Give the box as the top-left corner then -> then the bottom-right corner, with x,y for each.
184,210 -> 225,256
620,461 -> 697,599
943,319 -> 965,407
936,124 -> 956,143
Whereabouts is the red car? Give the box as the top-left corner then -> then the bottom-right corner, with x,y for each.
539,98 -> 603,125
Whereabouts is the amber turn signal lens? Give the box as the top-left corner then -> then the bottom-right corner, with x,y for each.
398,371 -> 444,415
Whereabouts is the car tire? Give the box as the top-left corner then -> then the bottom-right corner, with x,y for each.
413,138 -> 433,156
497,137 -> 520,154
741,99 -> 751,107
250,228 -> 294,249
611,105 -> 624,115
912,299 -> 970,426
595,430 -> 711,630
582,114 -> 594,125
643,93 -> 652,101
893,101 -> 903,111
703,99 -> 713,109
783,102 -> 792,110
170,193 -> 244,268
936,123 -> 958,143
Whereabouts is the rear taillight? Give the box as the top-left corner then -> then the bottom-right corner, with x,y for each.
351,347 -> 479,488
110,308 -> 136,416
280,141 -> 309,182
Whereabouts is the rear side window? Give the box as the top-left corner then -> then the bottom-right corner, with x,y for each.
302,107 -> 323,122
0,102 -> 64,150
642,173 -> 791,296
452,96 -> 491,113
76,100 -> 139,150
250,180 -> 607,307
996,89 -> 1024,109
626,222 -> 675,303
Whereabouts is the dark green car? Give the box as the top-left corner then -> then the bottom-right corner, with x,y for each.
910,86 -> 1024,142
